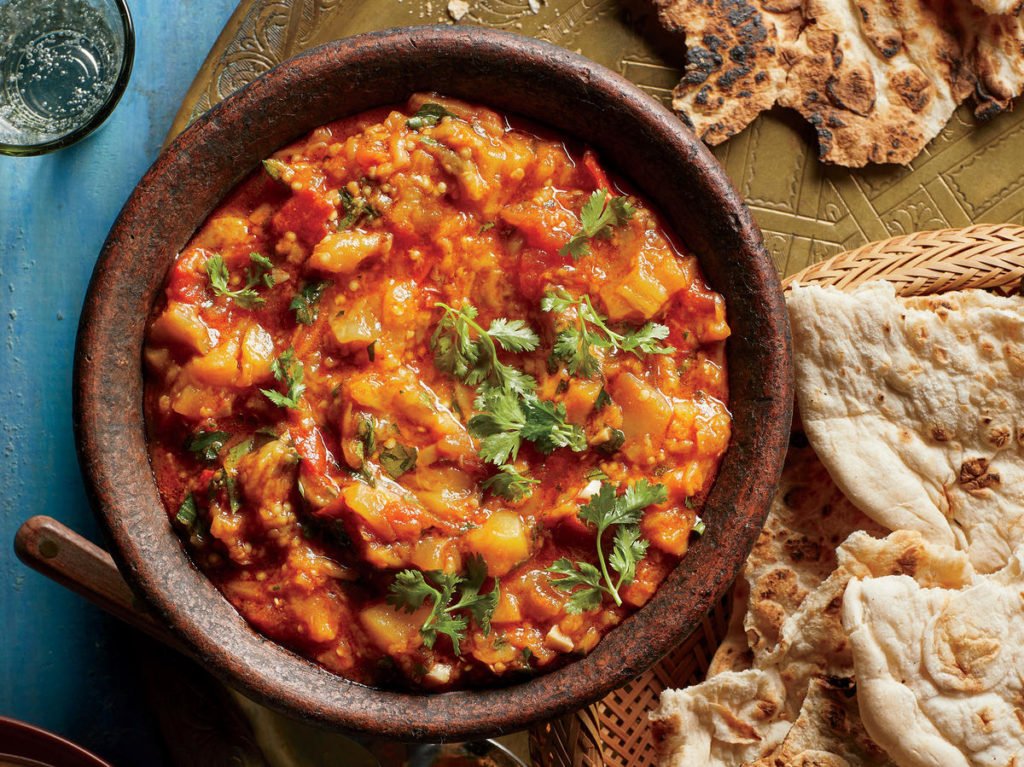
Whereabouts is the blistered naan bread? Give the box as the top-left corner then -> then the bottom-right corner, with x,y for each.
788,282 -> 1024,573
740,440 -> 888,662
747,677 -> 896,767
652,668 -> 792,766
843,547 -> 1024,766
654,526 -> 972,765
652,0 -> 802,145
761,529 -> 974,716
656,0 -> 1024,165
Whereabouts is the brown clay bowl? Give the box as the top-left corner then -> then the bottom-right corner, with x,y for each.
74,26 -> 792,741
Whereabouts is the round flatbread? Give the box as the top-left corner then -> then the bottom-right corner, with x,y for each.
788,281 -> 1024,574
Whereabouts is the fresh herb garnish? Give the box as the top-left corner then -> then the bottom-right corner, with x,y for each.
547,479 -> 666,611
260,347 -> 305,409
560,189 -> 636,260
337,190 -> 379,230
406,102 -> 457,130
481,464 -> 540,501
210,469 -> 242,513
596,428 -> 626,456
468,387 -> 586,464
380,443 -> 417,479
386,555 -> 499,654
289,279 -> 332,325
247,253 -> 275,288
542,289 -> 674,377
176,493 -> 198,528
185,430 -> 230,462
431,302 -> 539,394
205,254 -> 268,309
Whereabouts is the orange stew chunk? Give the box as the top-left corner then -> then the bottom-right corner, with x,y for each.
144,95 -> 730,690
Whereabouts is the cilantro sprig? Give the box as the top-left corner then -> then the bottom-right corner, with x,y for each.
260,347 -> 305,409
542,289 -> 674,377
548,479 -> 666,611
387,555 -> 499,655
205,253 -> 274,309
431,303 -> 539,395
482,464 -> 540,501
468,387 -> 586,464
560,189 -> 636,260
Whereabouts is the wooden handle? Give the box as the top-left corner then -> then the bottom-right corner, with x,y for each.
14,515 -> 192,657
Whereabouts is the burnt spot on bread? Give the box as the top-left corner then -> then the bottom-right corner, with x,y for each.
959,457 -> 1000,491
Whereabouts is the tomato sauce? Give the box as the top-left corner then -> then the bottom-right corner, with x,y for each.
143,94 -> 731,690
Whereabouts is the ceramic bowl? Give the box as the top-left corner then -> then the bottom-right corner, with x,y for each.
74,25 -> 792,741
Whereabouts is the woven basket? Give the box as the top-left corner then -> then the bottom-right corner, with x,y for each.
527,223 -> 1024,767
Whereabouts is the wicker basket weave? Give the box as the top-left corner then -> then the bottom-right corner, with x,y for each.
527,223 -> 1024,767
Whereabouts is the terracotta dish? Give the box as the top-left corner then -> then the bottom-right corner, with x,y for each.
74,26 -> 792,740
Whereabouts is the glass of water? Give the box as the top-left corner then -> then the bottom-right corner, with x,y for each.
0,0 -> 134,156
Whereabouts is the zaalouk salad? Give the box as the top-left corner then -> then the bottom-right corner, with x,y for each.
143,94 -> 731,690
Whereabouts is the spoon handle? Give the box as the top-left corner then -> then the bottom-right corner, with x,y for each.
13,515 -> 192,656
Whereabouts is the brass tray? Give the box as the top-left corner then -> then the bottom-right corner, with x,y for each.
168,0 -> 1024,280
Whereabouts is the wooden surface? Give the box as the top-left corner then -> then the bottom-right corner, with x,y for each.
0,2 -> 237,763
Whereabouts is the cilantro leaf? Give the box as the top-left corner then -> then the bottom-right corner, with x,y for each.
547,557 -> 605,614
520,397 -> 587,454
548,479 -> 665,609
354,413 -> 376,465
185,430 -> 230,462
468,387 -> 585,464
485,317 -> 541,353
542,289 -> 675,377
262,158 -> 290,181
387,560 -> 499,655
246,252 -> 276,288
431,303 -> 538,395
406,102 -> 457,130
559,189 -> 636,259
379,443 -> 418,479
481,464 -> 540,501
260,347 -> 305,409
289,279 -> 332,325
608,525 -> 648,586
205,254 -> 265,309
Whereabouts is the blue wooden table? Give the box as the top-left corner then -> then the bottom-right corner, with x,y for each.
0,1 -> 238,762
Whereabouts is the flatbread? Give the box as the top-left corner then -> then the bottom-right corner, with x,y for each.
961,7 -> 1024,118
778,0 -> 972,165
743,439 -> 889,662
788,282 -> 1024,573
708,576 -> 756,677
747,677 -> 896,767
657,0 -> 1024,165
652,668 -> 793,766
653,0 -> 802,145
843,547 -> 1024,767
761,529 -> 974,715
965,0 -> 1022,15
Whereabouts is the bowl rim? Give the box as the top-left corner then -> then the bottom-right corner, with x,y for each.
0,0 -> 135,156
74,25 -> 792,741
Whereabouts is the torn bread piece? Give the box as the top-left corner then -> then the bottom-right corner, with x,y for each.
747,676 -> 896,767
652,668 -> 793,766
761,529 -> 975,716
653,0 -> 802,145
788,282 -> 1024,573
843,547 -> 1024,767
